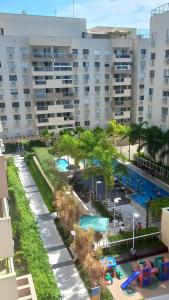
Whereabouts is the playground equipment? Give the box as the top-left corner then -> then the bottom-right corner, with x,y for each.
154,256 -> 169,281
121,271 -> 140,290
121,256 -> 169,290
100,256 -> 123,285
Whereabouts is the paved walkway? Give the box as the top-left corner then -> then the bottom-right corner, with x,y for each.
14,155 -> 90,300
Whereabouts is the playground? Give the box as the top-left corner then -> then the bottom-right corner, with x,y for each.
101,253 -> 169,300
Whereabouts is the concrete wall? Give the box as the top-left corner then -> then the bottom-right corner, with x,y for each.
161,207 -> 169,249
0,273 -> 18,300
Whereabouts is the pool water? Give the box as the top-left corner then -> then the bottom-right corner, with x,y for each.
120,166 -> 169,207
56,159 -> 69,172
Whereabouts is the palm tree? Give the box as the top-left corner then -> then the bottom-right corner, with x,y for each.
40,129 -> 54,146
107,120 -> 127,145
128,122 -> 148,155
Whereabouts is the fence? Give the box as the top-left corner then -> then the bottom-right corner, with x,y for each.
135,156 -> 169,180
100,231 -> 161,249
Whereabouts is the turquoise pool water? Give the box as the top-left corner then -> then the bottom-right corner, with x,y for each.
56,158 -> 69,172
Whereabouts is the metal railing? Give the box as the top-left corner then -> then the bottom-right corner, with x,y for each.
135,156 -> 169,179
152,3 -> 169,17
101,231 -> 161,249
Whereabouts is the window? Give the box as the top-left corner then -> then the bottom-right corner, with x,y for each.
73,62 -> 78,67
105,97 -> 110,102
6,47 -> 14,54
150,52 -> 156,60
166,29 -> 169,42
83,49 -> 89,55
0,115 -> 7,121
140,61 -> 145,71
13,114 -> 21,120
83,62 -> 89,67
139,84 -> 144,89
0,103 -> 5,108
0,75 -> 3,81
105,63 -> 109,67
84,86 -> 90,92
11,89 -> 18,95
74,100 -> 79,104
72,49 -> 78,54
149,88 -> 153,95
139,95 -> 144,100
163,91 -> 169,97
150,70 -> 155,78
95,86 -> 100,91
24,89 -> 30,94
164,69 -> 169,77
105,74 -> 110,79
12,102 -> 20,108
105,86 -> 109,91
161,107 -> 168,115
165,50 -> 169,58
140,49 -> 146,55
84,121 -> 90,126
151,32 -> 157,47
25,101 -> 31,107
0,28 -> 4,35
94,62 -> 100,68
9,75 -> 17,81
138,117 -> 143,122
138,106 -> 143,111
26,114 -> 32,120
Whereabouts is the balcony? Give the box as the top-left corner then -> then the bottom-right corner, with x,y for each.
31,52 -> 52,62
164,77 -> 169,85
37,118 -> 48,123
161,114 -> 167,122
53,53 -> 73,62
33,66 -> 53,72
163,97 -> 168,104
17,274 -> 37,300
164,58 -> 169,65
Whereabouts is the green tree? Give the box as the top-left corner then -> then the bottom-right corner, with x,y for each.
128,122 -> 148,156
93,139 -> 124,207
40,129 -> 54,146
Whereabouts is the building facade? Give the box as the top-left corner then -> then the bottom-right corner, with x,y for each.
0,13 -> 141,139
144,3 -> 169,130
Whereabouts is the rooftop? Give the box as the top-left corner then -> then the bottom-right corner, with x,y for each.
151,3 -> 169,17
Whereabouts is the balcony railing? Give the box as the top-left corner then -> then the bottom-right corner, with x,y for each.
37,118 -> 48,123
33,66 -> 53,72
115,54 -> 131,58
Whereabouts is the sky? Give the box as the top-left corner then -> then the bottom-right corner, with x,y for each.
0,0 -> 167,29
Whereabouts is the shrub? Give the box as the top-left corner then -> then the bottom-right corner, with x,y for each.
33,147 -> 66,188
150,197 -> 169,219
7,158 -> 60,300
108,227 -> 159,242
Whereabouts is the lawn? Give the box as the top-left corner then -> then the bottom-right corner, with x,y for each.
26,156 -> 54,212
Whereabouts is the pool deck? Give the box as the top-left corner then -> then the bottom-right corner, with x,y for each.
108,252 -> 169,300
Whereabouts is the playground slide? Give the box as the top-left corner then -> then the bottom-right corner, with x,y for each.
121,271 -> 140,290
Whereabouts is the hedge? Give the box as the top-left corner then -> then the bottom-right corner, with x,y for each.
150,197 -> 169,219
7,158 -> 60,300
33,147 -> 66,188
108,227 -> 159,243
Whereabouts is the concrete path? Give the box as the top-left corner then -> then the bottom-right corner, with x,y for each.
14,155 -> 90,300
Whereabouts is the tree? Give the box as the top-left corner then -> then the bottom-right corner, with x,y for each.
40,129 -> 54,146
128,122 -> 148,155
107,120 -> 127,145
56,189 -> 80,231
93,139 -> 124,207
17,139 -> 30,151
72,225 -> 95,263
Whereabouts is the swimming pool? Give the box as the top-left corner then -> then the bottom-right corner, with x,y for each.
120,166 -> 169,207
56,158 -> 69,172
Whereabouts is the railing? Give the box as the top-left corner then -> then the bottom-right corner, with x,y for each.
152,3 -> 169,17
107,231 -> 161,248
135,155 -> 169,179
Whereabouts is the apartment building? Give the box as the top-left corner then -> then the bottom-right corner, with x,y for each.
143,3 -> 169,130
0,12 -> 139,139
0,124 -> 37,299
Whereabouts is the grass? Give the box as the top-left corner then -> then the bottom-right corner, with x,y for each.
26,157 -> 54,212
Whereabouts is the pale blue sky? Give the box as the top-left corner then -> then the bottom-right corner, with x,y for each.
0,0 -> 167,28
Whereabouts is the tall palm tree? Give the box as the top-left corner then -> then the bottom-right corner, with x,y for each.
128,122 -> 148,156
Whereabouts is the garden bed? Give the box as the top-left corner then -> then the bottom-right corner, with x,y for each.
7,158 -> 60,300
